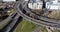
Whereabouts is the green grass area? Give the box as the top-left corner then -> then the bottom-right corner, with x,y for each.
14,19 -> 38,32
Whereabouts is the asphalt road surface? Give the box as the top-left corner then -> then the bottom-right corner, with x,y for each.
15,1 -> 60,29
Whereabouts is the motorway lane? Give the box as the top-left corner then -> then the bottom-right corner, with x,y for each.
10,16 -> 23,32
0,10 -> 17,24
15,1 -> 60,29
0,13 -> 17,30
21,0 -> 60,23
1,14 -> 20,32
0,16 -> 12,30
0,1 -> 22,32
23,3 -> 60,24
0,3 -> 20,30
0,8 -> 17,30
